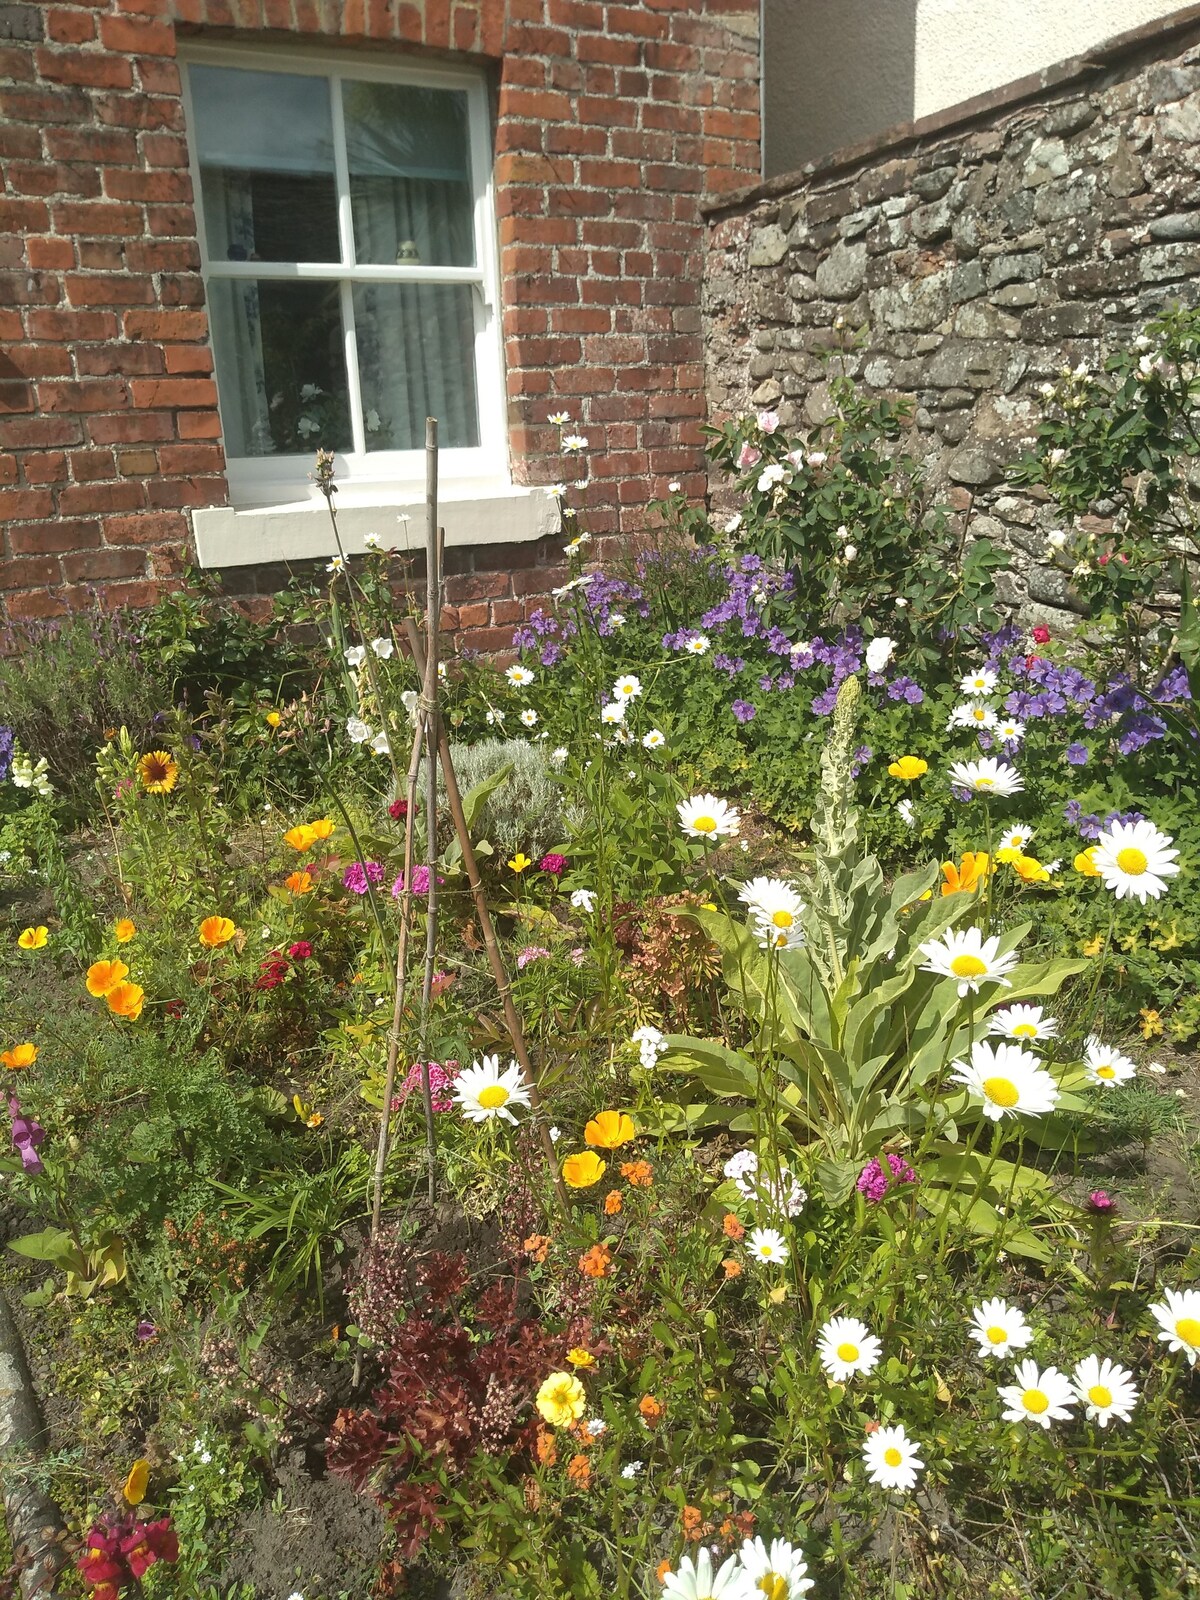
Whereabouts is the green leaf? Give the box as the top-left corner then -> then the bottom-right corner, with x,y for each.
815,1156 -> 859,1205
8,1228 -> 79,1268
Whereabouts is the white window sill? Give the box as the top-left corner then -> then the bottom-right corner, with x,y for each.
191,481 -> 560,569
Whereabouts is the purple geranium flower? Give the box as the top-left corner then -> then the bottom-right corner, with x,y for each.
732,699 -> 757,724
1065,742 -> 1089,766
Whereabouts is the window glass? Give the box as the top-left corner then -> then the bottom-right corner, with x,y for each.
352,282 -> 480,451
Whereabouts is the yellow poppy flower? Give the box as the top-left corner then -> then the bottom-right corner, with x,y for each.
584,1110 -> 637,1150
1074,848 -> 1101,877
940,852 -> 990,896
283,824 -> 316,852
123,1460 -> 149,1505
1,1043 -> 37,1071
106,981 -> 145,1021
508,852 -> 532,873
1139,1007 -> 1163,1039
1010,854 -> 1050,883
86,958 -> 129,998
198,915 -> 236,949
308,818 -> 334,841
17,926 -> 48,950
137,750 -> 178,794
561,1151 -> 607,1189
114,918 -> 136,943
887,756 -> 928,781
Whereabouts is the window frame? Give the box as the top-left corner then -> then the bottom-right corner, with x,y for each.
179,41 -> 507,508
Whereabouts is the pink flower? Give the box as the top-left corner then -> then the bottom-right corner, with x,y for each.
343,860 -> 384,895
737,442 -> 762,470
539,852 -> 568,875
1031,624 -> 1051,645
517,945 -> 551,969
1087,1189 -> 1117,1214
391,866 -> 442,897
288,941 -> 313,960
757,409 -> 780,434
396,1060 -> 460,1113
856,1153 -> 917,1203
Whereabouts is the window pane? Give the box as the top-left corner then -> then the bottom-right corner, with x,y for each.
352,283 -> 480,452
344,81 -> 475,267
190,66 -> 340,263
208,279 -> 352,458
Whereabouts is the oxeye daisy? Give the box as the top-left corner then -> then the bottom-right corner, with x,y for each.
862,1424 -> 924,1493
505,664 -> 535,687
988,1003 -> 1059,1042
1083,1036 -> 1137,1088
612,674 -> 642,701
949,1039 -> 1059,1121
960,667 -> 998,697
660,1549 -> 757,1600
738,877 -> 806,948
1148,1286 -> 1200,1364
968,1298 -> 1033,1360
1090,818 -> 1180,903
738,1536 -> 814,1598
996,719 -> 1026,744
998,1360 -> 1076,1428
948,757 -> 1024,796
998,826 -> 1034,854
918,927 -> 1018,996
600,701 -> 626,726
745,1227 -> 789,1266
520,708 -> 539,729
948,702 -> 998,732
451,1055 -> 531,1125
683,633 -> 711,655
677,794 -> 741,839
642,729 -> 665,749
1071,1355 -> 1139,1427
817,1316 -> 881,1382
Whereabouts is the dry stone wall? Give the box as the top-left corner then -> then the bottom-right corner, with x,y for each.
703,20 -> 1200,625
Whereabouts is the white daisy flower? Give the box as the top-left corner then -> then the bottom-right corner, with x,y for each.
325,554 -> 345,573
344,644 -> 366,667
642,729 -> 665,749
561,433 -> 588,453
620,1460 -> 644,1479
548,410 -> 570,425
864,636 -> 896,674
346,717 -> 373,744
948,757 -> 1024,796
370,636 -> 394,659
998,826 -> 1034,854
684,633 -> 711,655
960,667 -> 998,697
918,927 -> 1018,996
600,701 -> 626,725
988,1003 -> 1059,1043
1148,1286 -> 1200,1364
608,611 -> 626,628
745,1227 -> 789,1266
451,1055 -> 531,1125
949,1039 -> 1059,1121
817,1316 -> 881,1382
738,877 -> 805,945
948,702 -> 998,732
1083,1036 -> 1137,1088
996,719 -> 1025,744
738,1536 -> 814,1598
896,798 -> 916,828
1071,1355 -> 1139,1427
550,746 -> 569,768
505,664 -> 535,687
520,708 -> 539,729
968,1298 -> 1034,1360
564,534 -> 590,556
1091,819 -> 1180,903
485,709 -> 505,725
862,1424 -> 924,1493
362,532 -> 382,550
612,674 -> 642,701
570,888 -> 596,913
677,793 -> 740,839
661,1549 -> 756,1600
998,1360 -> 1076,1428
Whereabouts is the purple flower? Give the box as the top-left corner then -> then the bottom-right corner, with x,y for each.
136,1319 -> 158,1343
391,866 -> 441,897
1153,664 -> 1191,704
732,699 -> 757,724
1086,1189 -> 1117,1215
886,676 -> 924,705
0,725 -> 13,785
856,1153 -> 917,1203
8,1094 -> 44,1175
342,860 -> 384,895
1066,742 -> 1089,766
516,945 -> 551,969
850,744 -> 872,778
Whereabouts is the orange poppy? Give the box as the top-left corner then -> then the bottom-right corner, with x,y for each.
562,1151 -> 606,1189
106,981 -> 145,1021
1,1043 -> 37,1071
940,851 -> 991,896
584,1110 -> 636,1149
114,918 -> 137,943
198,915 -> 236,949
284,871 -> 313,895
86,959 -> 129,998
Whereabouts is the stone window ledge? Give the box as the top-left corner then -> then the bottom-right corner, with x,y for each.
191,482 -> 560,569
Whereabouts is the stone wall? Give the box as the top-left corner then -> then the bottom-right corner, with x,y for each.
704,14 -> 1200,624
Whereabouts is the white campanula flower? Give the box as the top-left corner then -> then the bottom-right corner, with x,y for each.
370,636 -> 394,659
370,731 -> 390,756
959,667 -> 998,697
988,1003 -> 1058,1043
1071,1355 -> 1139,1427
948,701 -> 999,732
1148,1287 -> 1200,1365
344,644 -> 366,667
642,729 -> 665,749
738,1537 -> 813,1598
452,1055 -> 531,1125
1083,1036 -> 1137,1087
745,1227 -> 789,1266
968,1297 -> 1033,1360
612,674 -> 642,701
918,927 -> 1018,996
677,793 -> 740,839
998,1360 -> 1076,1428
948,757 -> 1024,797
346,717 -> 372,744
862,1424 -> 924,1493
817,1316 -> 881,1382
864,636 -> 895,673
949,1039 -> 1059,1121
1090,819 -> 1180,903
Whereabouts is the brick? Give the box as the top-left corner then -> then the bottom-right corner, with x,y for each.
36,48 -> 135,90
21,453 -> 68,486
99,13 -> 176,52
58,481 -> 146,515
28,309 -> 119,342
8,345 -> 73,379
38,380 -> 130,414
27,236 -> 75,270
61,547 -> 149,582
135,58 -> 180,95
47,9 -> 98,43
0,552 -> 60,588
0,272 -> 57,308
103,167 -> 192,203
69,449 -> 117,481
5,590 -> 70,621
0,416 -> 83,449
76,343 -> 165,377
157,442 -> 225,473
123,309 -> 208,341
104,511 -> 189,546
177,409 -> 222,438
0,46 -> 36,82
96,91 -> 182,131
163,344 -> 213,374
0,200 -> 50,233
116,449 -> 159,475
145,475 -> 224,508
45,126 -> 138,163
0,86 -> 91,124
127,378 -> 218,409
87,412 -> 173,445
66,274 -> 155,306
95,580 -> 161,609
53,202 -> 144,236
8,519 -> 102,556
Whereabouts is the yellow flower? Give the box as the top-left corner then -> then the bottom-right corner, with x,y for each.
995,846 -> 1023,865
17,926 -> 48,950
1010,854 -> 1050,883
114,918 -> 136,943
123,1459 -> 149,1506
584,1110 -> 637,1150
292,1093 -> 324,1128
1140,1007 -> 1164,1040
535,1371 -> 586,1428
198,915 -> 236,949
1,1043 -> 37,1071
86,958 -> 129,998
561,1151 -> 607,1189
308,818 -> 334,842
265,711 -> 282,728
106,981 -> 144,1021
940,852 -> 990,896
137,750 -> 178,794
284,824 -> 316,852
1074,848 -> 1101,877
508,852 -> 532,873
1082,933 -> 1105,957
566,1347 -> 596,1369
285,871 -> 313,895
888,756 -> 928,781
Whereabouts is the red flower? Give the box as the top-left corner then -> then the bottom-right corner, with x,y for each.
1031,624 -> 1051,644
389,798 -> 409,821
78,1527 -> 125,1587
287,941 -> 313,960
1097,552 -> 1110,567
121,1517 -> 178,1578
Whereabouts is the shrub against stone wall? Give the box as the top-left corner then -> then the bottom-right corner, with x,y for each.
703,26 -> 1200,625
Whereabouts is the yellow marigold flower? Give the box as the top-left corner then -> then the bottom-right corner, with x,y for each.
940,851 -> 990,896
566,1347 -> 596,1369
265,711 -> 282,728
535,1371 -> 586,1428
1,1043 -> 37,1071
1140,1007 -> 1164,1040
584,1110 -> 636,1149
285,870 -> 313,895
123,1460 -> 149,1506
198,915 -> 236,949
1074,848 -> 1101,877
888,756 -> 928,781
137,750 -> 178,794
17,926 -> 48,950
562,1151 -> 607,1189
114,918 -> 136,943
508,852 -> 532,873
86,958 -> 129,998
106,980 -> 144,1021
1010,854 -> 1050,883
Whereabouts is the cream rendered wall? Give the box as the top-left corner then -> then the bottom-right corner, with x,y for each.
764,0 -> 1187,177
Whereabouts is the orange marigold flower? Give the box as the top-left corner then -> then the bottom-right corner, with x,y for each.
722,1258 -> 743,1279
722,1212 -> 746,1241
137,750 -> 178,794
1,1043 -> 37,1071
86,959 -> 129,998
584,1110 -> 637,1149
285,870 -> 313,895
578,1243 -> 612,1279
524,1234 -> 551,1264
566,1452 -> 591,1487
638,1394 -> 663,1425
114,918 -> 136,943
106,981 -> 145,1021
198,915 -> 236,949
681,1505 -> 704,1535
940,851 -> 990,896
620,1160 -> 653,1188
603,1189 -> 623,1215
535,1428 -> 558,1467
656,1560 -> 673,1584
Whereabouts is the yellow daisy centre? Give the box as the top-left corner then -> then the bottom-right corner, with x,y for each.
986,1325 -> 1008,1345
836,1341 -> 859,1362
1012,1023 -> 1038,1038
771,909 -> 794,928
758,1244 -> 775,1258
1115,846 -> 1148,875
693,816 -> 717,833
1022,1388 -> 1049,1415
974,776 -> 995,786
950,953 -> 988,978
883,1446 -> 903,1468
1087,1384 -> 1113,1408
1175,1316 -> 1200,1347
477,1084 -> 510,1109
1096,1064 -> 1115,1080
971,707 -> 986,720
759,1576 -> 788,1600
983,1076 -> 1020,1108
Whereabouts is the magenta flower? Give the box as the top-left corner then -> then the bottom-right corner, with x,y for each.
287,940 -> 313,960
539,852 -> 568,875
856,1153 -> 917,1203
342,860 -> 384,895
1086,1189 -> 1117,1215
395,1060 -> 460,1113
391,866 -> 442,897
8,1094 -> 44,1175
136,1318 -> 157,1343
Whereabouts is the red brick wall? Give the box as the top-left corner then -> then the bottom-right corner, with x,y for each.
0,0 -> 760,638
